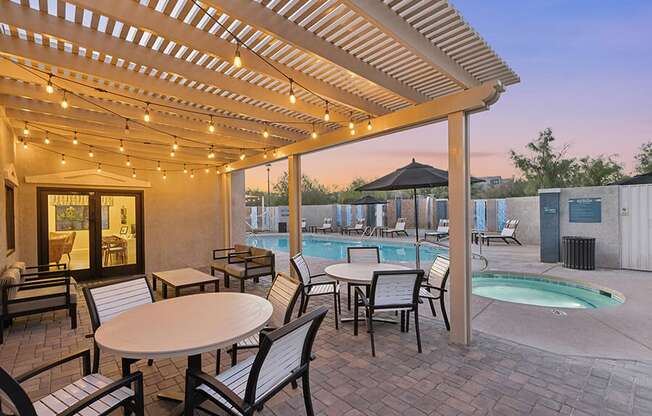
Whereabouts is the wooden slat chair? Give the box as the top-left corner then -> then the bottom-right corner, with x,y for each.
424,219 -> 449,241
83,276 -> 155,373
226,273 -> 302,371
480,219 -> 521,245
0,349 -> 144,416
419,256 -> 450,331
381,218 -> 408,237
354,269 -> 424,357
346,246 -> 380,311
290,253 -> 340,329
184,307 -> 327,416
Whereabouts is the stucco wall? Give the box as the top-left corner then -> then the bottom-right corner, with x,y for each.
0,110 -> 18,271
504,196 -> 540,245
302,205 -> 336,228
14,144 -> 227,274
559,186 -> 621,268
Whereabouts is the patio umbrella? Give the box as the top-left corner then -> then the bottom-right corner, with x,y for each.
356,158 -> 483,243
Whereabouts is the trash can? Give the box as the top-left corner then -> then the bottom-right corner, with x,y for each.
278,222 -> 287,233
562,236 -> 595,270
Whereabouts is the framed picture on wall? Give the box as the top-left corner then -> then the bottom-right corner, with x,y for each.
55,205 -> 110,231
119,225 -> 129,235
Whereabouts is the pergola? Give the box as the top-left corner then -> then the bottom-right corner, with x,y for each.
0,0 -> 518,344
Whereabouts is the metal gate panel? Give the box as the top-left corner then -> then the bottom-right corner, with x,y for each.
620,185 -> 652,271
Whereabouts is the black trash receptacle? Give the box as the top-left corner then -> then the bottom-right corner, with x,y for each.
562,236 -> 595,270
278,222 -> 287,233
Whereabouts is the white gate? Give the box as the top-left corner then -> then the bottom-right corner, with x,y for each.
620,185 -> 652,271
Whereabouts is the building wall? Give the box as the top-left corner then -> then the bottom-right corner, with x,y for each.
559,186 -> 621,268
0,110 -> 18,271
504,196 -> 540,245
14,143 -> 230,274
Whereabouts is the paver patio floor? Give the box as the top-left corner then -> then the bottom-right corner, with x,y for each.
1,262 -> 651,416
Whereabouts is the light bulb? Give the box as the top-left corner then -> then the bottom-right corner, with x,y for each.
208,117 -> 215,133
190,170 -> 195,178
119,140 -> 124,152
205,167 -> 209,173
61,92 -> 68,109
157,161 -> 161,171
263,126 -> 269,138
324,102 -> 330,121
132,169 -> 136,178
22,140 -> 28,149
348,120 -> 354,130
163,170 -> 167,180
172,139 -> 178,150
263,152 -> 268,159
72,132 -> 78,145
208,146 -> 215,159
97,163 -> 102,173
350,129 -> 355,136
45,76 -> 54,94
233,47 -> 242,68
44,133 -> 50,145
311,123 -> 318,139
126,156 -> 131,166
61,154 -> 66,165
367,118 -> 372,130
183,164 -> 188,174
272,149 -> 277,157
23,122 -> 29,136
215,166 -> 220,174
143,104 -> 150,122
239,151 -> 246,160
170,150 -> 175,157
289,80 -> 296,104
88,147 -> 94,157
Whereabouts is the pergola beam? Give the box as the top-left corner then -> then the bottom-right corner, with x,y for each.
341,0 -> 479,89
202,0 -> 428,104
227,81 -> 503,171
70,0 -> 388,117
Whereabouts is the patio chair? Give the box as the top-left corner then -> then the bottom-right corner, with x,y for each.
346,246 -> 380,311
226,273 -> 302,371
224,247 -> 275,293
424,219 -> 449,241
0,263 -> 76,344
290,253 -> 340,329
0,349 -> 144,416
419,256 -> 450,331
381,217 -> 408,237
354,269 -> 424,357
315,218 -> 333,233
211,244 -> 251,285
480,219 -> 521,245
83,276 -> 155,373
184,307 -> 327,416
342,218 -> 365,235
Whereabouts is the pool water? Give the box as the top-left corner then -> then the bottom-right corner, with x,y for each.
246,235 -> 446,264
473,273 -> 623,309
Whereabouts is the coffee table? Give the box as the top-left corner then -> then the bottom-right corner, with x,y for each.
152,267 -> 219,298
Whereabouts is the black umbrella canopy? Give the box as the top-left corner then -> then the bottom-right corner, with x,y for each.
356,158 -> 483,191
350,195 -> 387,205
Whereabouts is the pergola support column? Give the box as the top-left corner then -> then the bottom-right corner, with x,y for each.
447,111 -> 472,345
288,155 -> 302,257
219,172 -> 232,248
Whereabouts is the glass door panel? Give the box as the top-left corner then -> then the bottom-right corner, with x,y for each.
45,193 -> 91,271
100,195 -> 138,268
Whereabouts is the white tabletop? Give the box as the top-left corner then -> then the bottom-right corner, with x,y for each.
152,268 -> 217,286
95,293 -> 272,360
324,263 -> 410,284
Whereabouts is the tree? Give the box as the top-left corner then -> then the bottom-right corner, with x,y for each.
634,141 -> 652,174
571,155 -> 624,186
271,172 -> 334,205
509,128 -> 576,194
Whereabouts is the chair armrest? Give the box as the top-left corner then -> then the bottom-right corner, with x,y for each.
6,277 -> 70,292
24,263 -> 67,271
22,269 -> 68,281
213,248 -> 235,260
354,287 -> 369,306
421,283 -> 445,293
309,273 -> 327,279
15,349 -> 90,383
57,371 -> 143,416
187,368 -> 245,412
305,281 -> 336,290
227,251 -> 250,263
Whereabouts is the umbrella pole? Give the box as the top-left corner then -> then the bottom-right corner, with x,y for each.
414,188 -> 419,242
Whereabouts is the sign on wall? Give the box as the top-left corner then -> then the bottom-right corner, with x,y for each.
569,198 -> 602,223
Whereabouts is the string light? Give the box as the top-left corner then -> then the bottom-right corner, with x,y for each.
324,101 -> 330,121
143,103 -> 151,122
96,163 -> 102,173
172,137 -> 179,150
263,124 -> 269,139
208,146 -> 215,159
132,169 -> 136,178
157,161 -> 161,171
60,91 -> 69,109
126,155 -> 131,166
348,113 -> 354,130
263,151 -> 268,159
272,149 -> 277,157
208,116 -> 215,133
119,140 -> 125,152
72,131 -> 78,145
170,150 -> 176,157
215,166 -> 220,174
23,122 -> 29,136
205,166 -> 210,173
233,43 -> 242,68
350,128 -> 356,136
88,146 -> 94,157
311,123 -> 318,139
288,79 -> 296,104
44,131 -> 50,144
367,117 -> 373,131
183,164 -> 188,174
45,75 -> 54,94
162,170 -> 167,180
124,120 -> 130,136
239,150 -> 246,160
190,170 -> 195,178
22,139 -> 28,149
60,154 -> 66,165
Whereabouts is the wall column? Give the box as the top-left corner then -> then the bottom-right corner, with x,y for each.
288,154 -> 302,256
219,172 -> 232,248
447,111 -> 472,345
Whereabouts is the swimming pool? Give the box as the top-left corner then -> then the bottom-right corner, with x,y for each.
246,234 -> 447,264
472,272 -> 623,309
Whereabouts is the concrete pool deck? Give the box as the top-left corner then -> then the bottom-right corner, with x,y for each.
258,232 -> 652,361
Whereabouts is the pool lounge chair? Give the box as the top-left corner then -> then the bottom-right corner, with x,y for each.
480,219 -> 521,245
381,218 -> 408,237
301,218 -> 307,232
316,218 -> 334,233
424,219 -> 449,241
342,218 -> 365,235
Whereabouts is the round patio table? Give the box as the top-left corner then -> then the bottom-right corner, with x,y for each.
95,292 -> 272,415
325,262 -> 410,323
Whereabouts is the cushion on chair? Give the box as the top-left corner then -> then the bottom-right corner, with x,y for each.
249,248 -> 272,266
32,373 -> 133,416
0,268 -> 21,302
211,260 -> 228,272
225,264 -> 272,278
9,262 -> 26,274
9,286 -> 77,314
233,244 -> 251,261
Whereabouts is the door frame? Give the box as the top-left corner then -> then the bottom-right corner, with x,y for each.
37,187 -> 145,281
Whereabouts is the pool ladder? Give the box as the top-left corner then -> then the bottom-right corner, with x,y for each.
415,239 -> 489,271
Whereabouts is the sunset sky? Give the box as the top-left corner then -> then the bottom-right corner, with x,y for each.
246,0 -> 652,191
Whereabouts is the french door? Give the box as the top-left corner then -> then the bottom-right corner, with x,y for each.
37,188 -> 144,280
